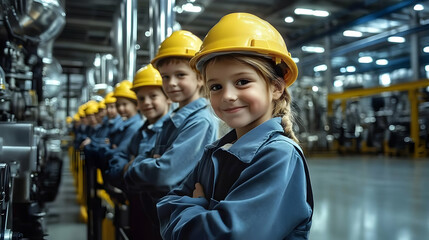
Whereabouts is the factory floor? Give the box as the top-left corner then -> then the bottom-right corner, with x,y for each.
46,154 -> 429,240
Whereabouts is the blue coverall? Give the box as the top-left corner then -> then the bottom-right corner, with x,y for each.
157,117 -> 314,240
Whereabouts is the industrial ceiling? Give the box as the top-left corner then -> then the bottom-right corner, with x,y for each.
53,0 -> 429,97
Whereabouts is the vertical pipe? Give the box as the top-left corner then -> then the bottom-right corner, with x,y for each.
324,34 -> 332,90
410,11 -> 420,80
149,0 -> 175,59
123,0 -> 137,81
114,7 -> 124,82
66,72 -> 70,116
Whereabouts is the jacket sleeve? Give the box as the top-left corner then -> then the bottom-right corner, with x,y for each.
157,141 -> 312,240
124,118 -> 215,189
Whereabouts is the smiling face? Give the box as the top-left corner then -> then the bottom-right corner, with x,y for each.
106,103 -> 118,119
116,97 -> 138,119
135,86 -> 170,124
205,57 -> 279,138
158,59 -> 202,108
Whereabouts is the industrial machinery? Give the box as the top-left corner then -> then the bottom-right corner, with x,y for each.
0,0 -> 65,239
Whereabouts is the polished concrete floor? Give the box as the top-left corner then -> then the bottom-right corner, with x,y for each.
307,155 -> 429,240
46,154 -> 429,240
46,158 -> 86,240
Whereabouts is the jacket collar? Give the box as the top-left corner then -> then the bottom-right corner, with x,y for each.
170,98 -> 209,128
209,117 -> 286,163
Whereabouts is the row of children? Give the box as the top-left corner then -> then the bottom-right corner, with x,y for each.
71,12 -> 313,240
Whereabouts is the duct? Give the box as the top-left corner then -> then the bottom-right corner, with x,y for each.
2,0 -> 66,42
149,0 -> 176,60
114,0 -> 137,82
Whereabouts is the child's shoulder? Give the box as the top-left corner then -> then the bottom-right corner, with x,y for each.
262,133 -> 303,156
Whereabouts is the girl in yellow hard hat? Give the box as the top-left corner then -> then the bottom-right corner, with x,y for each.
157,13 -> 313,240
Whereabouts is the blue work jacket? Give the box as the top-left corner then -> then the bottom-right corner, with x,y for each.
91,115 -> 122,143
124,98 -> 218,198
83,115 -> 122,167
102,113 -> 143,162
105,113 -> 170,189
157,117 -> 313,240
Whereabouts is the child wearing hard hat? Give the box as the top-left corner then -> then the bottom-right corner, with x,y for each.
99,80 -> 143,173
123,30 -> 219,239
81,93 -> 122,164
157,13 -> 313,240
107,64 -> 171,239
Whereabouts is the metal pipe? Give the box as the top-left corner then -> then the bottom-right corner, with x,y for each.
149,0 -> 175,60
123,0 -> 137,81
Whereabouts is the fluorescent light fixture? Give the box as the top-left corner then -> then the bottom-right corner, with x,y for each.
284,16 -> 294,23
379,73 -> 391,86
388,36 -> 405,43
414,4 -> 424,11
424,46 -> 429,53
376,59 -> 388,65
346,66 -> 356,72
292,57 -> 299,63
358,56 -> 373,63
312,86 -> 319,92
294,8 -> 329,17
343,30 -> 363,37
425,65 -> 429,71
334,80 -> 343,87
45,79 -> 61,86
182,3 -> 202,13
302,46 -> 325,53
340,67 -> 347,73
314,64 -> 327,72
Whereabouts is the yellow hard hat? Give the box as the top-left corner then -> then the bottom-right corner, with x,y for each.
84,100 -> 99,115
190,12 -> 298,87
114,80 -> 137,101
98,99 -> 106,109
104,92 -> 117,104
132,64 -> 162,90
73,113 -> 80,122
151,30 -> 202,67
78,104 -> 87,117
66,116 -> 73,124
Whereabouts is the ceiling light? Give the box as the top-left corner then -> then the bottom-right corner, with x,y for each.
182,3 -> 202,13
294,8 -> 329,17
388,36 -> 405,43
334,80 -> 343,87
376,59 -> 388,65
414,4 -> 424,11
340,67 -> 346,73
314,64 -> 327,72
302,46 -> 325,53
424,46 -> 429,53
284,16 -> 294,23
425,65 -> 429,71
312,86 -> 319,92
343,30 -> 363,37
358,56 -> 373,63
379,73 -> 391,86
346,66 -> 356,72
292,57 -> 299,63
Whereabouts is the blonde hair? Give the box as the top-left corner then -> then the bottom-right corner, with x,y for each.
202,54 -> 299,143
155,57 -> 205,96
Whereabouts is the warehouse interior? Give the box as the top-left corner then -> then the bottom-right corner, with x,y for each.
0,0 -> 428,239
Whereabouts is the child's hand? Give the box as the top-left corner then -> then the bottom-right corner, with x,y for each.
192,183 -> 205,198
122,156 -> 135,176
